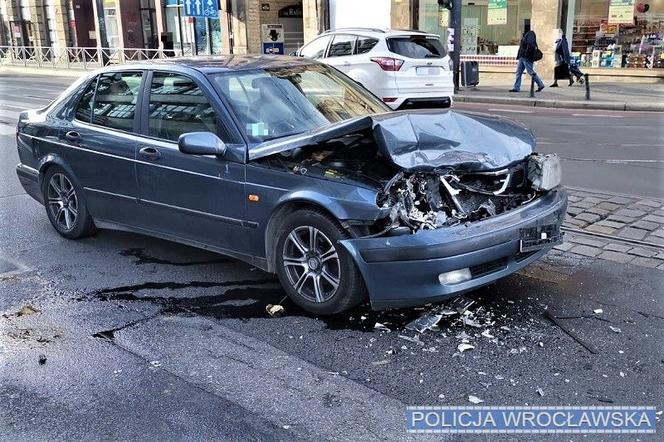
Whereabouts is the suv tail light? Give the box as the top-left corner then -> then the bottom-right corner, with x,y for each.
370,57 -> 404,71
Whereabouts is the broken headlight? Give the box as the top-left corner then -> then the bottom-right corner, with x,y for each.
527,154 -> 561,191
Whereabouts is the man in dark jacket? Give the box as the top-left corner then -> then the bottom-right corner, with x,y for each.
509,30 -> 545,92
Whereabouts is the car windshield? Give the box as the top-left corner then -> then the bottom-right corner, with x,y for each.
211,64 -> 389,143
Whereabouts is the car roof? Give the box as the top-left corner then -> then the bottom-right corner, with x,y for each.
322,28 -> 438,38
93,54 -> 318,75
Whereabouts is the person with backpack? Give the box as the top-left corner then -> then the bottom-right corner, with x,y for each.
509,29 -> 545,93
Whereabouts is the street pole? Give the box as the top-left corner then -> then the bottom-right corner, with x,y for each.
176,1 -> 184,54
449,0 -> 462,92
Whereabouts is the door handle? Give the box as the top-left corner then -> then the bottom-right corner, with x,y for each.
64,131 -> 80,143
138,146 -> 161,161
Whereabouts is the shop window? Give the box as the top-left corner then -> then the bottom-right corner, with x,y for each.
148,73 -> 226,142
328,34 -> 356,57
91,72 -> 143,132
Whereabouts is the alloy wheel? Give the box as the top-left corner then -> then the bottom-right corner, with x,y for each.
282,225 -> 341,303
47,173 -> 78,231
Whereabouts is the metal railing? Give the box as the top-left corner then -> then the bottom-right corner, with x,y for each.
0,45 -> 198,70
460,54 -> 517,67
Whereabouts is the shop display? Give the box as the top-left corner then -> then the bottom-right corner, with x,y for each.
572,16 -> 663,69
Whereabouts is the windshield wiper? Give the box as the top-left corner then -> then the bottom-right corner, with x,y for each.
262,130 -> 305,142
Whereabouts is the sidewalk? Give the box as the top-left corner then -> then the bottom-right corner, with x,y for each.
455,77 -> 664,111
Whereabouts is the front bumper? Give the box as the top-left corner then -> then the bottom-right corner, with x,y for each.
339,188 -> 568,310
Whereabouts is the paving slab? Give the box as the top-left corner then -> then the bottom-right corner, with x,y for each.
617,227 -> 648,241
597,251 -> 634,264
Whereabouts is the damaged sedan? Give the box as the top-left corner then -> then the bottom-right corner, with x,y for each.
15,56 -> 567,315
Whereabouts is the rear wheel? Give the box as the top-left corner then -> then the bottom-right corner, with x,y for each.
275,209 -> 366,315
42,166 -> 96,239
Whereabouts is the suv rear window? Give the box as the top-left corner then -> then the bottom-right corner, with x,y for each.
386,35 -> 445,59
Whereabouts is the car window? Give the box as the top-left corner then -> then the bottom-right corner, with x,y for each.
148,72 -> 226,142
74,76 -> 98,123
328,34 -> 356,57
90,72 -> 142,131
386,35 -> 445,59
212,64 -> 389,143
355,36 -> 379,54
300,35 -> 331,59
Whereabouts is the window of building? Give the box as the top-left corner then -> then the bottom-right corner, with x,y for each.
328,34 -> 356,57
148,72 -> 224,142
74,77 -> 99,123
91,72 -> 143,132
300,35 -> 332,58
356,36 -> 379,54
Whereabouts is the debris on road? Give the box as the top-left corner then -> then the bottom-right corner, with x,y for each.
457,343 -> 475,353
405,313 -> 443,333
609,326 -> 622,333
593,309 -> 604,314
468,395 -> 484,404
544,311 -> 598,354
266,304 -> 285,317
374,322 -> 392,332
536,387 -> 545,397
150,360 -> 162,368
18,305 -> 40,317
38,354 -> 47,365
481,330 -> 494,339
398,334 -> 424,346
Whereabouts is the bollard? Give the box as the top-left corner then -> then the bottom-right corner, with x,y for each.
529,76 -> 535,98
584,74 -> 590,100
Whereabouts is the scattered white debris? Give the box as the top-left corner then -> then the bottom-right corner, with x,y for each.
620,372 -> 625,377
457,343 -> 475,353
150,360 -> 162,367
609,326 -> 622,333
282,425 -> 291,430
468,395 -> 484,404
422,346 -> 439,353
463,316 -> 482,328
457,331 -> 472,341
500,326 -> 511,332
438,393 -> 445,399
477,371 -> 487,375
398,334 -> 424,346
536,387 -> 545,397
495,375 -> 504,380
481,330 -> 494,339
593,309 -> 604,314
265,304 -> 285,317
371,360 -> 390,366
538,342 -> 544,347
374,322 -> 391,332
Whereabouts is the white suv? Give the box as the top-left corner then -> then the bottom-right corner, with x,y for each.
296,28 -> 454,110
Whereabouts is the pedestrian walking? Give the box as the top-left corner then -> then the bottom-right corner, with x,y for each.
551,31 -> 574,87
509,29 -> 545,93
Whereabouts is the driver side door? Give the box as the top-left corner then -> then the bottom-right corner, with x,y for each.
134,70 -> 250,255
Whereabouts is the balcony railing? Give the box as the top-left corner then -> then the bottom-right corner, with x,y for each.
0,45 -> 198,70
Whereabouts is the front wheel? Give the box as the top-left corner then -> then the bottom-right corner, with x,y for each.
275,209 -> 366,315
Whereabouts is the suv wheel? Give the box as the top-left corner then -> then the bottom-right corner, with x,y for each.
275,209 -> 366,315
42,166 -> 96,239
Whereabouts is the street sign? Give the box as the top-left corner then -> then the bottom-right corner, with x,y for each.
183,0 -> 219,18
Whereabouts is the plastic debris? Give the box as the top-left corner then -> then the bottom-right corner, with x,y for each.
38,354 -> 47,365
18,305 -> 40,317
457,343 -> 475,353
593,309 -> 603,314
374,322 -> 391,332
266,304 -> 285,317
371,360 -> 390,366
537,387 -> 545,397
405,313 -> 443,333
609,326 -> 622,333
150,360 -> 162,367
463,316 -> 482,328
448,296 -> 475,314
468,395 -> 484,404
481,330 -> 494,339
398,334 -> 425,346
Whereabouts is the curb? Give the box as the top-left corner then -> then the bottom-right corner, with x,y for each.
454,94 -> 664,112
0,65 -> 83,78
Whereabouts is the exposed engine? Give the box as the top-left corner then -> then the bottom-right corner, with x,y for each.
377,165 -> 536,232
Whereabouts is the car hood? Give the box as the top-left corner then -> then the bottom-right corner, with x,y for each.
249,109 -> 536,172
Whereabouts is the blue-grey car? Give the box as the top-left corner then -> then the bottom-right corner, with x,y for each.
15,56 -> 567,315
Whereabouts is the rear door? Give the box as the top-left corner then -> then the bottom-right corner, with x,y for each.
134,70 -> 249,254
386,34 -> 453,95
66,71 -> 144,224
322,34 -> 356,73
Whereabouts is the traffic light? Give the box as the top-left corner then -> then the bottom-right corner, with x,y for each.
438,0 -> 453,10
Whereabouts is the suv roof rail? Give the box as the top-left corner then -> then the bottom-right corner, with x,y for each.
323,27 -> 386,34
389,29 -> 431,34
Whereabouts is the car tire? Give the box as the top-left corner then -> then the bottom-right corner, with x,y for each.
42,166 -> 96,239
275,209 -> 366,315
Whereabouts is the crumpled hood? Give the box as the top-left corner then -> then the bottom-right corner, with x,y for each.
250,109 -> 535,172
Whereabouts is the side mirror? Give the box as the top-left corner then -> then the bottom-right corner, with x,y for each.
178,132 -> 226,156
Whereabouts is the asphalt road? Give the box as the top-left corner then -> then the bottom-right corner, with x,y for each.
1,74 -> 663,440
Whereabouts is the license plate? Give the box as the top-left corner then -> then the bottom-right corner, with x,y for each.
416,66 -> 441,76
519,224 -> 563,252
